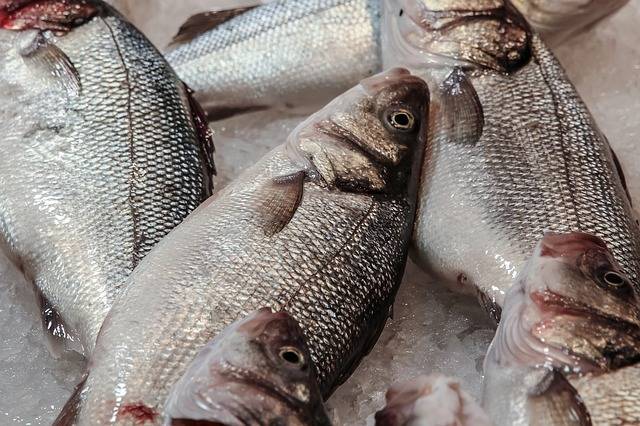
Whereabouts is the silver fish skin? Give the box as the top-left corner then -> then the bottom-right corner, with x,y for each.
375,374 -> 491,426
512,0 -> 630,46
0,0 -> 214,354
383,0 -> 640,321
483,232 -> 640,425
164,0 -> 381,120
164,308 -> 331,426
56,68 -> 430,425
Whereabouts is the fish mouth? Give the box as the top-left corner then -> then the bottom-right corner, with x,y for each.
385,0 -> 532,72
539,231 -> 608,259
531,290 -> 640,371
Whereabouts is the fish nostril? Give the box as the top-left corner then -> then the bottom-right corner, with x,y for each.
279,347 -> 304,367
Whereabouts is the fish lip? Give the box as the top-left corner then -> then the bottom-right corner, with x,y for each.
540,231 -> 608,259
531,290 -> 640,369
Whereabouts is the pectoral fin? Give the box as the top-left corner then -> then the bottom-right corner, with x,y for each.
36,288 -> 79,358
20,32 -> 81,97
527,370 -> 592,426
438,68 -> 484,146
257,171 -> 305,237
169,6 -> 259,47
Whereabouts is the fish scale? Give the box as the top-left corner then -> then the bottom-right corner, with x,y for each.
166,0 -> 381,118
0,2 -> 212,355
61,70 -> 429,425
414,35 -> 640,316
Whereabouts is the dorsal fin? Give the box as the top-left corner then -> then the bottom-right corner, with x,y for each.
609,146 -> 633,207
169,6 -> 258,47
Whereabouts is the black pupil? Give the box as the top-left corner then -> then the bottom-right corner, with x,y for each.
604,271 -> 625,287
393,113 -> 410,127
281,350 -> 301,364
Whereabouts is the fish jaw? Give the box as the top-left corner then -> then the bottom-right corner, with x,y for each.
483,232 -> 640,424
382,0 -> 532,72
165,308 -> 331,426
375,374 -> 491,426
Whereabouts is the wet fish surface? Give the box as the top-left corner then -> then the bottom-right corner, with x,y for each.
0,0 -> 214,355
375,374 -> 491,426
164,0 -> 619,123
165,308 -> 331,426
55,68 -> 430,425
512,0 -> 629,45
165,0 -> 382,120
383,0 -> 640,321
483,232 -> 640,425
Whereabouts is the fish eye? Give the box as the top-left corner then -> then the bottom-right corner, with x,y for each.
279,346 -> 305,368
386,109 -> 416,132
602,271 -> 627,288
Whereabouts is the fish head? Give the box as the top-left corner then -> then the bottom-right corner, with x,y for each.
382,0 -> 532,72
492,231 -> 640,373
286,67 -> 430,195
375,374 -> 491,426
0,0 -> 101,33
525,231 -> 640,369
164,308 -> 330,426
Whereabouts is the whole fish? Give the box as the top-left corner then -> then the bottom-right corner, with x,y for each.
0,0 -> 214,355
164,308 -> 331,426
55,68 -> 430,425
164,0 -> 382,120
382,0 -> 640,322
511,0 -> 629,45
375,374 -> 491,426
483,232 -> 640,425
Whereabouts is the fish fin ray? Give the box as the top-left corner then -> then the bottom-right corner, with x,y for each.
439,68 -> 484,145
35,286 -> 82,358
169,7 -> 258,47
528,370 -> 592,426
52,374 -> 88,426
257,171 -> 305,237
609,146 -> 633,207
204,104 -> 270,122
184,83 -> 216,197
20,32 -> 81,97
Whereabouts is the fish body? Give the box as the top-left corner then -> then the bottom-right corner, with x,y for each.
382,0 -> 640,320
0,0 -> 213,354
165,308 -> 331,426
165,0 -> 381,120
483,232 -> 640,425
57,69 -> 430,425
375,374 -> 491,426
512,0 -> 629,45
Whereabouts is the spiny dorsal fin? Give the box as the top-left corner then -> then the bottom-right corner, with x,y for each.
169,6 -> 258,47
20,31 -> 81,97
438,68 -> 484,146
257,171 -> 305,237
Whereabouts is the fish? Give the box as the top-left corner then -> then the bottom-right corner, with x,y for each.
0,0 -> 215,355
375,374 -> 491,426
164,0 -> 382,121
54,68 -> 430,425
511,0 -> 629,45
164,0 -> 617,123
382,0 -> 640,322
164,308 -> 331,426
483,232 -> 640,425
